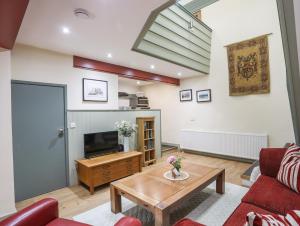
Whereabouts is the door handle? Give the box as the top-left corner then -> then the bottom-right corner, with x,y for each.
58,128 -> 64,137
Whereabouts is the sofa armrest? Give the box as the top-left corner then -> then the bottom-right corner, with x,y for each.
259,148 -> 287,178
0,198 -> 58,226
114,217 -> 142,226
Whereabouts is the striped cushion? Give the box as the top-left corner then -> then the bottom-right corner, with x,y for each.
245,212 -> 288,226
245,210 -> 300,226
286,210 -> 300,225
277,143 -> 300,193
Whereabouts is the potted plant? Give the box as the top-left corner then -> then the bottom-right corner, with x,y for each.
167,155 -> 183,178
115,120 -> 137,152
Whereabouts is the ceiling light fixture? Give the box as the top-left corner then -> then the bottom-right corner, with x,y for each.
74,8 -> 90,19
62,26 -> 70,34
177,72 -> 182,76
137,81 -> 141,85
107,53 -> 112,58
150,65 -> 155,70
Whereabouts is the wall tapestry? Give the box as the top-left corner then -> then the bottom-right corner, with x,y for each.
226,35 -> 270,96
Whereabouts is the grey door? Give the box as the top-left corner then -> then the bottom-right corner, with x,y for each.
12,81 -> 67,202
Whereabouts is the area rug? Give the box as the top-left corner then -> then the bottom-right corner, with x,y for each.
73,182 -> 248,226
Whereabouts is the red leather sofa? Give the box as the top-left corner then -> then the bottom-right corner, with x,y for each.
222,147 -> 300,225
175,148 -> 300,226
0,198 -> 90,226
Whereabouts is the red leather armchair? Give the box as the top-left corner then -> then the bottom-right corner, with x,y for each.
114,217 -> 142,226
0,198 -> 90,226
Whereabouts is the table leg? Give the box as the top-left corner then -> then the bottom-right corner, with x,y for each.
110,185 -> 122,213
216,170 -> 225,194
89,185 -> 94,195
155,208 -> 169,226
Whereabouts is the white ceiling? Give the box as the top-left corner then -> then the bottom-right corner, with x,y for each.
16,0 -> 204,79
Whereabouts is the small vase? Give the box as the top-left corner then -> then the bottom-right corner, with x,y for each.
171,168 -> 181,178
123,136 -> 130,152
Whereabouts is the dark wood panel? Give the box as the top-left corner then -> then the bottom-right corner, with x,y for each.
73,56 -> 180,86
0,0 -> 29,50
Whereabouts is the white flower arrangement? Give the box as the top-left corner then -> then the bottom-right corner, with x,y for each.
115,120 -> 137,137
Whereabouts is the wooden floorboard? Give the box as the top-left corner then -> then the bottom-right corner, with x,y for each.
15,151 -> 251,219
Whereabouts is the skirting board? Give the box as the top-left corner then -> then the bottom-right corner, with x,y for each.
0,207 -> 17,219
162,142 -> 180,149
183,149 -> 256,164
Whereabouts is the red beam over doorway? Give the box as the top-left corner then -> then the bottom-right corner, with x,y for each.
73,56 -> 180,86
0,0 -> 29,50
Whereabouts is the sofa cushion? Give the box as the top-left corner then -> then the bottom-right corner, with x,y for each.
242,175 -> 300,215
223,203 -> 273,226
277,143 -> 300,193
259,148 -> 286,178
46,218 -> 91,226
173,218 -> 205,226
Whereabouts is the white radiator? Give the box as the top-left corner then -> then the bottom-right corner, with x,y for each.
180,129 -> 268,160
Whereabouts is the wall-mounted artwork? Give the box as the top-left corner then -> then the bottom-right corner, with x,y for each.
180,89 -> 192,102
226,35 -> 270,96
83,78 -> 108,102
196,89 -> 211,102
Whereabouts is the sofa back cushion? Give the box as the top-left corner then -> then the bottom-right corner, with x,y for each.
277,144 -> 300,193
260,148 -> 287,178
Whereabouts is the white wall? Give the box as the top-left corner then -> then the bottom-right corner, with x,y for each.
142,0 -> 295,147
12,44 -> 119,110
0,51 -> 16,217
118,79 -> 141,108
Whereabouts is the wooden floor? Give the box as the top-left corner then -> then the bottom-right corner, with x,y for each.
15,151 -> 251,219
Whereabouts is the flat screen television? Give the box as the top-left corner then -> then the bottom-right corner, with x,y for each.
84,131 -> 120,158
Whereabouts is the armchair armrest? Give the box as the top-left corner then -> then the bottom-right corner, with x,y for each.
114,217 -> 142,226
259,148 -> 287,178
0,198 -> 58,226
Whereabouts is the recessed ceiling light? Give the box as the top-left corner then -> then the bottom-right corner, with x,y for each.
62,26 -> 70,34
107,53 -> 112,58
150,65 -> 155,69
177,72 -> 182,76
137,81 -> 141,85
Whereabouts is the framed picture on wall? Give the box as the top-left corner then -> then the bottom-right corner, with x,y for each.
196,89 -> 211,103
83,78 -> 108,102
179,89 -> 193,102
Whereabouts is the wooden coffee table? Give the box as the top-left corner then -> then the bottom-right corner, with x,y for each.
110,160 -> 225,226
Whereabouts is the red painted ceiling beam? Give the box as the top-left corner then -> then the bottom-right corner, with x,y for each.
0,0 -> 29,50
73,56 -> 180,86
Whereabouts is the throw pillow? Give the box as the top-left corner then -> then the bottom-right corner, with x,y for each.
286,210 -> 300,225
245,210 -> 300,226
245,212 -> 288,226
277,143 -> 300,193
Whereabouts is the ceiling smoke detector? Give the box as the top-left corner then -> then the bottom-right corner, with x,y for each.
74,8 -> 90,19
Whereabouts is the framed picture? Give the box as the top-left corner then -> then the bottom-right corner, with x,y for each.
179,89 -> 192,102
196,89 -> 211,102
83,78 -> 108,102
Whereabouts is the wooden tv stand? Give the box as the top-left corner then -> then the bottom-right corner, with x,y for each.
76,151 -> 142,194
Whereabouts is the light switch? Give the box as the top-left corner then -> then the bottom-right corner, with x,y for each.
70,122 -> 77,128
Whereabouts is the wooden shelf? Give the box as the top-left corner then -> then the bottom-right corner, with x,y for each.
137,117 -> 156,166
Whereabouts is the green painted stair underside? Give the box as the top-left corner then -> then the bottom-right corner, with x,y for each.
132,3 -> 212,74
